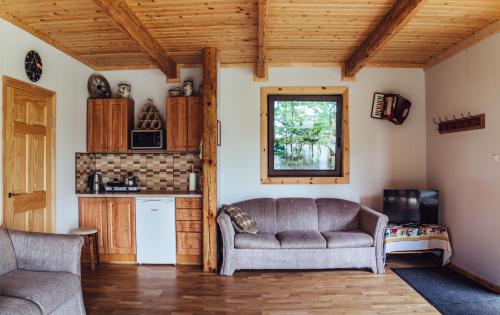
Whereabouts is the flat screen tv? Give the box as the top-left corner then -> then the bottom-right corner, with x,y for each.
383,189 -> 439,224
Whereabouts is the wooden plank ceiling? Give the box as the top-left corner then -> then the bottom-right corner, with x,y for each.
1,0 -> 499,76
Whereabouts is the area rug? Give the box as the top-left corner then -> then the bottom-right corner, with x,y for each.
392,267 -> 500,315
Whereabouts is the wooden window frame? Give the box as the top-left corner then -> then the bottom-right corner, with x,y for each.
260,87 -> 350,185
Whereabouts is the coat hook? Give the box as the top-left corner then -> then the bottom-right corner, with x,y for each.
468,112 -> 473,118
461,113 -> 466,119
445,116 -> 449,121
453,114 -> 457,120
432,118 -> 439,125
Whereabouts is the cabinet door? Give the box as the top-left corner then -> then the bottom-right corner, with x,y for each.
107,99 -> 129,152
107,198 -> 136,255
166,97 -> 187,152
187,96 -> 203,152
87,99 -> 107,152
79,198 -> 107,254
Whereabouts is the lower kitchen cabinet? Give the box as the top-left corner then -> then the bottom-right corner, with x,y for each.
176,197 -> 203,265
79,196 -> 203,265
79,197 -> 136,263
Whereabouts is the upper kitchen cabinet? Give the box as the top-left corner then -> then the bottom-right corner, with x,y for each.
166,96 -> 202,152
87,98 -> 134,152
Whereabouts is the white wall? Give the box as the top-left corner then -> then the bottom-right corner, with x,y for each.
0,19 -> 93,231
426,33 -> 500,285
219,66 -> 427,211
101,68 -> 202,122
0,18 -> 202,232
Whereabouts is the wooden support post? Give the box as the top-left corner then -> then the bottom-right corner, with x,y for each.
202,47 -> 218,272
254,0 -> 269,81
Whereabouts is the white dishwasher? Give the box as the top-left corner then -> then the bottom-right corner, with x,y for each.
136,198 -> 176,264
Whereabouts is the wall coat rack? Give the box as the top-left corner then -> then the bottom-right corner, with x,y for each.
432,112 -> 485,134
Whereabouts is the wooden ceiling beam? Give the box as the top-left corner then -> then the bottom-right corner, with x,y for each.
92,0 -> 178,80
342,0 -> 426,80
254,0 -> 269,81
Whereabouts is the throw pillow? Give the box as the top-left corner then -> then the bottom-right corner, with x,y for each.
223,205 -> 258,234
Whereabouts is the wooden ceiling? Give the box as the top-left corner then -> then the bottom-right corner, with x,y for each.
1,0 -> 499,80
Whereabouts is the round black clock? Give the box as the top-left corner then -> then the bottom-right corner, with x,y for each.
25,50 -> 43,82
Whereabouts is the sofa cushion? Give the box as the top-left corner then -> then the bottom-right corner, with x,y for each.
0,296 -> 41,315
223,205 -> 258,234
232,198 -> 277,234
276,198 -> 318,233
0,270 -> 80,315
0,229 -> 17,276
235,232 -> 281,249
322,230 -> 374,248
316,198 -> 360,232
277,230 -> 326,249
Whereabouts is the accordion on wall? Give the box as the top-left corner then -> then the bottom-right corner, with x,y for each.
371,92 -> 412,125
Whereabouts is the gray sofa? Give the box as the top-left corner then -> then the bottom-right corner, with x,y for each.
217,198 -> 389,276
0,228 -> 86,315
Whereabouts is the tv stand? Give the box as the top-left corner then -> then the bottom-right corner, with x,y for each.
384,223 -> 452,266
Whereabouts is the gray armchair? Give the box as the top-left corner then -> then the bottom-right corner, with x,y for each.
0,228 -> 86,315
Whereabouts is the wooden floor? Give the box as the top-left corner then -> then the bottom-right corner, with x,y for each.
82,254 -> 441,314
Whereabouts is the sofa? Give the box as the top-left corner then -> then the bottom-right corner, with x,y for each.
0,228 -> 86,315
217,198 -> 389,276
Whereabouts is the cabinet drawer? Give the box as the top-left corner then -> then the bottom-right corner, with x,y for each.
176,197 -> 202,209
177,221 -> 202,232
176,209 -> 202,221
177,232 -> 202,255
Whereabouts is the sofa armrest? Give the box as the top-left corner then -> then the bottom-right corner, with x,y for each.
8,230 -> 84,277
359,206 -> 389,273
217,210 -> 235,250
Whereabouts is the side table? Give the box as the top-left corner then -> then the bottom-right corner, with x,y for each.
384,224 -> 452,266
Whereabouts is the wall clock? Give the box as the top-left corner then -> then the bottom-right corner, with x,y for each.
25,50 -> 43,82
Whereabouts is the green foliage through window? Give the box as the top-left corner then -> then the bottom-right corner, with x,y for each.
273,100 -> 337,171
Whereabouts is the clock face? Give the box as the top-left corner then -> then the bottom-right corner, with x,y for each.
25,50 -> 43,82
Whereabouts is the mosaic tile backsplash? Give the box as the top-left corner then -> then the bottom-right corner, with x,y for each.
75,153 -> 201,192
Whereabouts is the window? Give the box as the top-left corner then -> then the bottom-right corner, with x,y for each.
261,87 -> 349,184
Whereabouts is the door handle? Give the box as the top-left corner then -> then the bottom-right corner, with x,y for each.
8,192 -> 21,198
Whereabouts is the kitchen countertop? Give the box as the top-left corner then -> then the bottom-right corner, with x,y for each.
76,191 -> 202,198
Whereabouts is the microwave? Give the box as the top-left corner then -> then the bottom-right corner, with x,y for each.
131,130 -> 165,149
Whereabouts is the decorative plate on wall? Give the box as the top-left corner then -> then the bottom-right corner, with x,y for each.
25,50 -> 43,82
87,74 -> 111,98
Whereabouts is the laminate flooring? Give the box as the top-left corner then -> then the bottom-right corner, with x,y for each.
82,254 -> 441,314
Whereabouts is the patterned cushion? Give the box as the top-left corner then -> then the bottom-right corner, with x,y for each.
223,205 -> 258,234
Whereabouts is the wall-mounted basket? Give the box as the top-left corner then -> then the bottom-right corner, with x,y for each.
136,99 -> 163,130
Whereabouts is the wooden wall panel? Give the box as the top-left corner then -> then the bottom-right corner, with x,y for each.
371,0 -> 500,66
1,0 -> 499,70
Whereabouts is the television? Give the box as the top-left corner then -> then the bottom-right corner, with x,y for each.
383,189 -> 439,224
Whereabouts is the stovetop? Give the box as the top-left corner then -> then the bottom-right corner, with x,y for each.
104,185 -> 140,192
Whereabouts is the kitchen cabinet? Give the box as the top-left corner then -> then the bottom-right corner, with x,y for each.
166,96 -> 202,152
79,197 -> 136,263
176,197 -> 203,265
106,198 -> 136,255
87,98 -> 134,152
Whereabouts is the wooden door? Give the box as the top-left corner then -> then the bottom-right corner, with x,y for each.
107,198 -> 136,255
107,99 -> 129,152
3,77 -> 55,232
166,97 -> 187,152
187,96 -> 203,152
79,197 -> 108,253
87,99 -> 107,152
